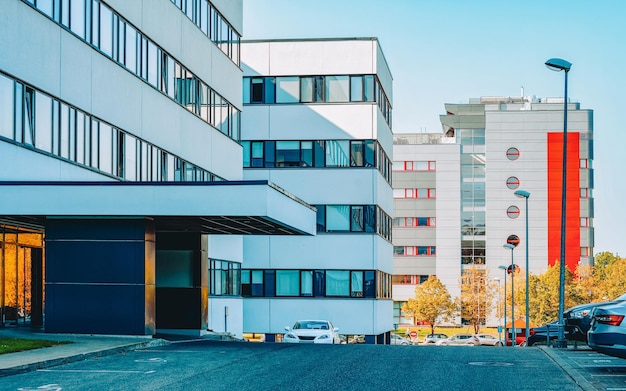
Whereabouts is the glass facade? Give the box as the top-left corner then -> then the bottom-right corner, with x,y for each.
460,128 -> 486,267
241,139 -> 392,185
316,205 -> 392,242
241,269 -> 391,299
243,75 -> 392,128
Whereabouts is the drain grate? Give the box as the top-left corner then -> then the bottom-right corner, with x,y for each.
468,362 -> 514,366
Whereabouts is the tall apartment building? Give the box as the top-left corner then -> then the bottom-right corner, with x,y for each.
240,38 -> 395,343
0,0 -> 315,337
392,96 -> 594,326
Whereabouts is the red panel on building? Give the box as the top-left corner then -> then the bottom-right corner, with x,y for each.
547,132 -> 580,272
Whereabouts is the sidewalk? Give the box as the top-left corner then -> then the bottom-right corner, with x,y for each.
0,326 -> 167,377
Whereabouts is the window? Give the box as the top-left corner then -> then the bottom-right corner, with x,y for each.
580,159 -> 589,169
275,77 -> 299,103
580,188 -> 590,198
210,260 -> 241,296
0,74 -> 13,139
392,217 -> 435,227
300,76 -> 324,103
394,246 -> 436,256
325,140 -> 350,167
394,188 -> 436,199
325,76 -> 349,102
506,147 -> 520,161
326,205 -> 350,231
275,141 -> 300,167
326,270 -> 349,296
580,247 -> 590,256
506,176 -> 520,189
351,271 -> 364,297
581,217 -> 589,227
506,205 -> 520,219
276,270 -> 300,296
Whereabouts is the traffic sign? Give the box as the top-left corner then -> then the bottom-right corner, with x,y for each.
507,264 -> 520,274
410,330 -> 418,338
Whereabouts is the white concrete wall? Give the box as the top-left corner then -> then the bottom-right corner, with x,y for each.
208,297 -> 243,339
243,298 -> 393,336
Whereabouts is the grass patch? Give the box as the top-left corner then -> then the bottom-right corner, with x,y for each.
0,338 -> 71,355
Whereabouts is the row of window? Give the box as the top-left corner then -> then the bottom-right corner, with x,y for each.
392,161 -> 436,171
209,259 -> 240,296
392,275 -> 430,285
241,139 -> 392,184
393,246 -> 436,256
169,0 -> 241,65
393,188 -> 436,199
22,0 -> 240,141
241,269 -> 392,299
0,72 -> 218,182
392,217 -> 435,228
316,205 -> 392,242
242,75 -> 392,128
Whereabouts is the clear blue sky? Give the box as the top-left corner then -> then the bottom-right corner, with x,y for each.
243,0 -> 626,257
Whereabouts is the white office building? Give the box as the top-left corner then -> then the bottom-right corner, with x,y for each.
392,96 -> 594,327
0,0 -> 315,337
240,38 -> 395,343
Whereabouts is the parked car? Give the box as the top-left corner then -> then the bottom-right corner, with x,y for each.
423,333 -> 448,344
283,320 -> 340,344
588,301 -> 626,359
390,334 -> 412,345
564,293 -> 626,342
476,334 -> 503,346
435,334 -> 479,346
527,321 -> 564,346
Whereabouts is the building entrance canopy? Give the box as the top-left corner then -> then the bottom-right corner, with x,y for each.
0,180 -> 316,235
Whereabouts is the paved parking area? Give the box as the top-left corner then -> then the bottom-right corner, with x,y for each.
541,345 -> 626,391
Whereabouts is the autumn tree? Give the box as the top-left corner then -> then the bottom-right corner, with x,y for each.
402,276 -> 457,334
459,266 -> 496,334
525,262 -> 576,326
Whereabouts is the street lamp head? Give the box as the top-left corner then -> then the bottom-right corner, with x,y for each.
503,243 -> 515,250
514,189 -> 531,199
498,265 -> 507,271
545,58 -> 572,73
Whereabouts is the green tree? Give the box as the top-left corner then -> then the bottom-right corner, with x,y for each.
402,276 -> 457,335
459,267 -> 496,334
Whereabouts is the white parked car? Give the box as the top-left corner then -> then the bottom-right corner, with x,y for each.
283,320 -> 340,344
390,334 -> 412,345
435,334 -> 480,346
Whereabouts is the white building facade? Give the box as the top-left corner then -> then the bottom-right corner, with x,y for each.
240,38 -> 395,343
392,96 -> 594,327
0,0 -> 316,337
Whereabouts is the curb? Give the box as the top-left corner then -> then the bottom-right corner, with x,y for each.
539,346 -> 596,391
0,338 -> 170,378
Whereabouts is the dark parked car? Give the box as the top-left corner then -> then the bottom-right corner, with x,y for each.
564,293 -> 626,342
588,301 -> 626,359
527,321 -> 564,346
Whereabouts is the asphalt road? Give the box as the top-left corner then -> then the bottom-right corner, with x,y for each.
0,341 -> 583,391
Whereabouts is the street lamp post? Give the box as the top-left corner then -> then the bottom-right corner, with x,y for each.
494,277 -> 502,344
545,57 -> 572,348
498,266 -> 507,345
504,243 -> 515,347
515,189 -> 531,346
